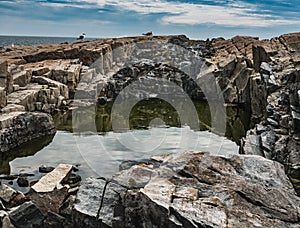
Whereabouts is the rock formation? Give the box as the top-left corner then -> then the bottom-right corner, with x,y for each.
1,32 -> 300,226
73,151 -> 300,227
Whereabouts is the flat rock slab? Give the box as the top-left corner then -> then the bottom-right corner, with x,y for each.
31,164 -> 72,193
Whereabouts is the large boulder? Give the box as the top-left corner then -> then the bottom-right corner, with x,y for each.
0,112 -> 56,152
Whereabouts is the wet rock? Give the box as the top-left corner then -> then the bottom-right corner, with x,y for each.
17,176 -> 29,187
38,165 -> 55,173
0,112 -> 56,153
8,201 -> 45,228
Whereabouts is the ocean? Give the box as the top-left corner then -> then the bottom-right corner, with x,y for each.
0,35 -> 97,47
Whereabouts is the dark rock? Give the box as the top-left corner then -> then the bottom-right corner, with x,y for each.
0,175 -> 18,181
267,118 -> 279,127
60,195 -> 76,220
44,211 -> 69,228
0,210 -> 14,228
0,112 -> 56,153
17,176 -> 29,187
72,166 -> 79,172
291,110 -> 300,134
38,165 -> 55,173
9,201 -> 45,228
240,129 -> 263,156
0,200 -> 5,210
97,96 -> 107,105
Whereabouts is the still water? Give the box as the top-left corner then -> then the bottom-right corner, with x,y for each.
1,100 -> 251,189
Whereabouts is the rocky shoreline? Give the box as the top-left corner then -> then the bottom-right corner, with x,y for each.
0,152 -> 299,227
0,33 -> 300,226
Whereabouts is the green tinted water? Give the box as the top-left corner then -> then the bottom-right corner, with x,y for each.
1,100 -> 251,182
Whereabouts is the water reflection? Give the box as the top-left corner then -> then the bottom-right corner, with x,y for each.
0,135 -> 55,174
54,99 -> 251,144
1,100 -> 251,179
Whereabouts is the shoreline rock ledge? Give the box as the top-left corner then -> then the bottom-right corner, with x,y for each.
73,151 -> 300,227
0,111 -> 55,152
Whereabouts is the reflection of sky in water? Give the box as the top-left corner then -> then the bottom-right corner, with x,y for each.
10,127 -> 238,179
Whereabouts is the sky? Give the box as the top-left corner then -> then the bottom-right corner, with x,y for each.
0,0 -> 299,39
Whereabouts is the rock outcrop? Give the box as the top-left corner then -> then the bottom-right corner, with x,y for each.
239,32 -> 300,194
0,112 -> 55,152
1,33 -> 300,226
73,151 -> 300,227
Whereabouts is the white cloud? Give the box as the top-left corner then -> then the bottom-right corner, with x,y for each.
47,0 -> 300,27
40,2 -> 95,9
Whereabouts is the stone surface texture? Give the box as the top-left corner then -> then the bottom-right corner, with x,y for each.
73,151 -> 300,228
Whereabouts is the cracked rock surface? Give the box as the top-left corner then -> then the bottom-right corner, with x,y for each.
74,151 -> 300,228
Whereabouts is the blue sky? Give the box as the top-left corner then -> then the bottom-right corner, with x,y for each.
0,0 -> 299,39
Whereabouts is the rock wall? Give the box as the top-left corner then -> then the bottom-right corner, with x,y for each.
240,32 -> 300,194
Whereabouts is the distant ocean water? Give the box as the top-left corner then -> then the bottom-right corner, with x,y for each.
0,35 -> 97,47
